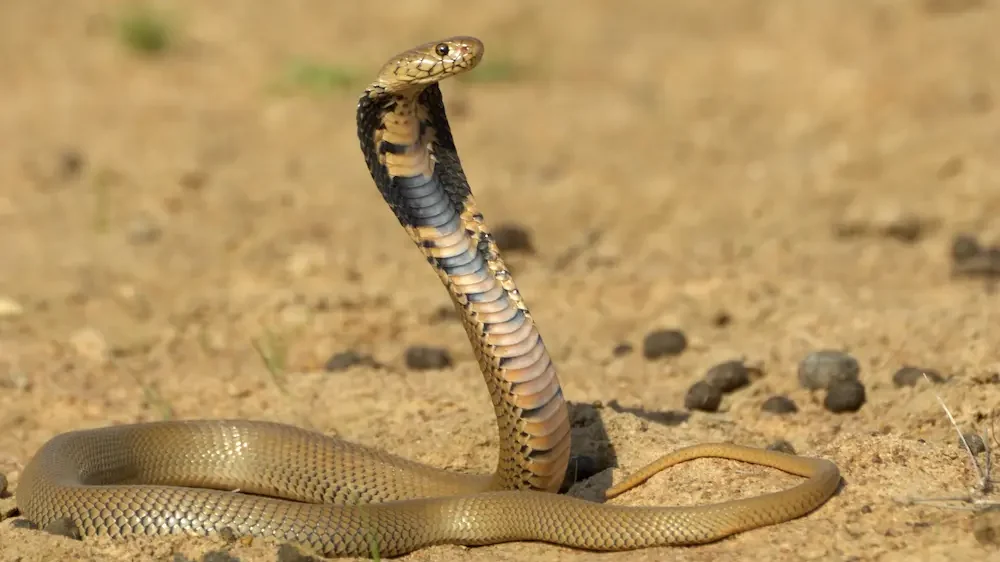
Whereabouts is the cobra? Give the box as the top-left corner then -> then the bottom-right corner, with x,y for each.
16,36 -> 840,558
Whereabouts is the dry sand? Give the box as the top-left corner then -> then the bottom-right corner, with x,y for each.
1,1 -> 999,561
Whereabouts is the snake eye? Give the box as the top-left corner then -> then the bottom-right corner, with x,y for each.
435,43 -> 450,56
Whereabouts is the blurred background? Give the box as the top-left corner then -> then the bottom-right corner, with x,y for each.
1,1 -> 999,561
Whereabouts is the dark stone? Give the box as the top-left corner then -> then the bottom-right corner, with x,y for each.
824,380 -> 867,413
766,439 -> 797,454
642,329 -> 687,360
612,342 -> 633,357
892,366 -> 944,388
42,517 -> 81,540
404,346 -> 453,370
10,518 -> 38,530
704,360 -> 751,393
218,526 -> 238,543
761,395 -> 799,414
276,543 -> 321,562
799,350 -> 860,390
684,381 -> 722,412
951,234 -> 981,263
323,350 -> 369,372
961,432 -> 987,455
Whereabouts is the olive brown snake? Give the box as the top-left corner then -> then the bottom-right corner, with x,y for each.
16,36 -> 841,558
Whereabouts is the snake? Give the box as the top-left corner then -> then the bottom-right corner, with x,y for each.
15,36 -> 841,558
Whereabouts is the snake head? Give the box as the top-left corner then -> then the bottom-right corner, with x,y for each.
374,36 -> 484,93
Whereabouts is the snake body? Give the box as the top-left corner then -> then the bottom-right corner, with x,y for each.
16,37 -> 841,558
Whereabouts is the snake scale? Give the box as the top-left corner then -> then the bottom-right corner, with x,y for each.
15,36 -> 841,558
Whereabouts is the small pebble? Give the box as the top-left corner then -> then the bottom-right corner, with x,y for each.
323,350 -> 369,372
953,245 -> 1000,278
641,409 -> 690,426
0,296 -> 24,318
404,346 -> 453,370
892,366 -> 945,387
69,327 -> 110,363
43,517 -> 81,540
761,395 -> 799,414
974,511 -> 1000,547
961,433 -> 987,455
684,381 -> 722,412
766,439 -> 797,454
115,284 -> 153,321
0,473 -> 7,497
58,149 -> 84,180
179,169 -> 208,191
611,342 -> 633,357
202,551 -> 241,562
277,543 -> 321,562
712,310 -> 732,327
951,234 -> 981,262
881,216 -> 928,243
10,519 -> 37,530
492,223 -> 535,254
703,360 -> 751,393
798,350 -> 860,390
824,380 -> 867,413
126,215 -> 163,245
429,304 -> 459,324
286,244 -> 327,279
278,304 -> 310,329
218,526 -> 238,543
642,329 -> 687,360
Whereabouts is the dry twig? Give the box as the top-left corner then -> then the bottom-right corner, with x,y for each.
895,373 -> 998,512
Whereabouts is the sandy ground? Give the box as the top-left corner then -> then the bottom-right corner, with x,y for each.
2,1 -> 1000,561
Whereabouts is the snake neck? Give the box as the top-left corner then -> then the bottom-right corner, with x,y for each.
356,83 -> 571,493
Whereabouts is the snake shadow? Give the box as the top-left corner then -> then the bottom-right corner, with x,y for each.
560,400 -> 690,497
571,400 -> 850,501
